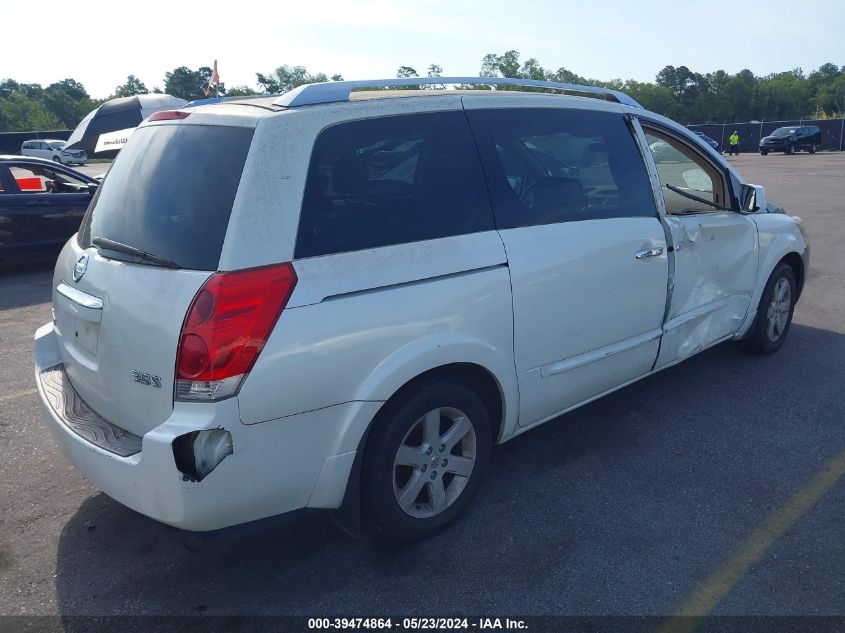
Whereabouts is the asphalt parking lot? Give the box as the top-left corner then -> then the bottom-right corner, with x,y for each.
0,153 -> 843,623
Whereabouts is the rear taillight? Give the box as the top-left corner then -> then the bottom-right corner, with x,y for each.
175,263 -> 297,401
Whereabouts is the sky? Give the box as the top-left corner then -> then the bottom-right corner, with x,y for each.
2,0 -> 844,98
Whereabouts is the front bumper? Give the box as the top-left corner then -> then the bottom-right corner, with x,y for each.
34,322 -> 377,531
61,153 -> 87,164
759,143 -> 788,152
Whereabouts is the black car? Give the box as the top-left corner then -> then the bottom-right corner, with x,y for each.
693,131 -> 720,151
759,125 -> 821,155
0,156 -> 98,263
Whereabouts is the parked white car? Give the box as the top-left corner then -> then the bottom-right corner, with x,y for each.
21,139 -> 87,165
34,78 -> 809,540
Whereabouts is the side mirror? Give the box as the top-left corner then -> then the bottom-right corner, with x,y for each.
741,183 -> 766,212
87,183 -> 99,195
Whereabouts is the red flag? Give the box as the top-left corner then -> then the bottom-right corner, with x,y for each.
204,60 -> 220,96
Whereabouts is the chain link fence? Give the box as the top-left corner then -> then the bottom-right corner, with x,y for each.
688,118 -> 845,154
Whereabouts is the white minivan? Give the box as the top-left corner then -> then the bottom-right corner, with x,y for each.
21,139 -> 87,165
34,78 -> 809,540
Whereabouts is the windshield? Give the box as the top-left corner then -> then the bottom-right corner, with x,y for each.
78,123 -> 255,270
48,141 -> 66,149
771,128 -> 796,137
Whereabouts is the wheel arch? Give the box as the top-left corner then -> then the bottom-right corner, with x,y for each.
329,358 -> 515,537
375,362 -> 506,444
781,251 -> 805,299
735,223 -> 807,341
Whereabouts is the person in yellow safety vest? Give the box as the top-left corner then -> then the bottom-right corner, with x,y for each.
728,131 -> 740,156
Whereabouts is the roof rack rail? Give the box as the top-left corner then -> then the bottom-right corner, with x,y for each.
182,95 -> 277,109
273,76 -> 642,108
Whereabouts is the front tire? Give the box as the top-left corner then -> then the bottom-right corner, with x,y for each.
809,144 -> 817,154
786,144 -> 796,155
743,262 -> 797,354
760,150 -> 768,156
52,154 -> 63,164
364,380 -> 492,540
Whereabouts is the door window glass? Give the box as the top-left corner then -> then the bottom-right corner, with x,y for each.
466,108 -> 656,228
644,131 -> 726,214
9,165 -> 87,193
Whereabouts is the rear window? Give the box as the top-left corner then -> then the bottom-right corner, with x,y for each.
294,111 -> 494,258
78,123 -> 254,270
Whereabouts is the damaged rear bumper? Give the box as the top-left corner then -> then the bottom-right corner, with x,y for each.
33,322 -> 375,532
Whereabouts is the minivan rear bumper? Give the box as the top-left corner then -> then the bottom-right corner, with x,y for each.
34,322 -> 379,531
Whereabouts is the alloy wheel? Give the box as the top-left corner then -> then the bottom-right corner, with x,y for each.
766,278 -> 792,342
392,407 -> 476,519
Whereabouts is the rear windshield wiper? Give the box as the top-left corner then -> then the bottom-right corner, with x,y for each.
92,237 -> 181,269
664,184 -> 722,210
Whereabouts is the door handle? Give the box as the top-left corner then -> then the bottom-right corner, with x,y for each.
635,247 -> 664,260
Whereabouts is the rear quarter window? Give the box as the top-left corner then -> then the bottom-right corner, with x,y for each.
294,111 -> 495,258
78,123 -> 254,270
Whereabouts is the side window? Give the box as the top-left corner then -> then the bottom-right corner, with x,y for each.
644,130 -> 728,214
8,165 -> 87,193
466,108 -> 656,229
9,166 -> 49,192
295,111 -> 494,258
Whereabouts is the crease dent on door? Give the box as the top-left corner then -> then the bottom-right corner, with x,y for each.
656,213 -> 758,366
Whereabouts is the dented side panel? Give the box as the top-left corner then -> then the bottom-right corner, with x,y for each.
734,213 -> 808,338
655,212 -> 758,367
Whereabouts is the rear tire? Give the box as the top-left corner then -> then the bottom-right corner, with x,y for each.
809,144 -> 817,154
364,380 -> 491,540
742,262 -> 796,354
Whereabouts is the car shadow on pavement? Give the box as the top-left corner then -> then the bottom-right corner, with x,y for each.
51,322 -> 845,620
0,262 -> 54,311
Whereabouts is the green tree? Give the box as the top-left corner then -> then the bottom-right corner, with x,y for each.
226,85 -> 258,97
0,92 -> 62,131
546,67 -> 588,84
395,66 -> 419,90
42,79 -> 96,127
811,64 -> 845,114
520,58 -> 546,81
114,75 -> 149,97
164,66 -> 219,100
424,64 -> 444,90
479,54 -> 499,78
757,70 -> 811,119
256,65 -> 334,93
622,81 -> 679,119
496,50 -> 521,78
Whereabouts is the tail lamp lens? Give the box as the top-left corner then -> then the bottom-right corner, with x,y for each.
175,263 -> 297,401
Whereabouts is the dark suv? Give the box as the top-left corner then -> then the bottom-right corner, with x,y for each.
759,125 -> 821,155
